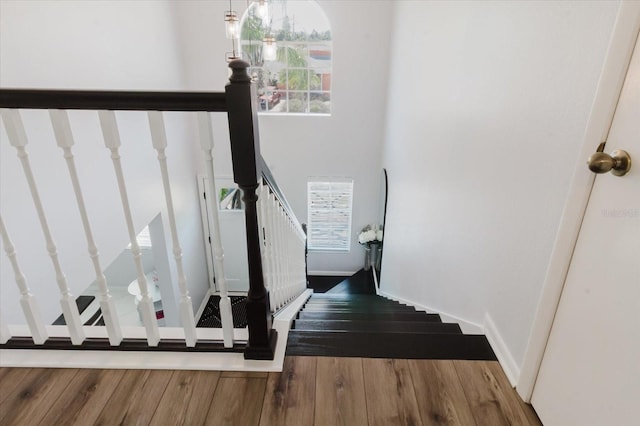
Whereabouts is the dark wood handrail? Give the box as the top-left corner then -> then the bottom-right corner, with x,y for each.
259,155 -> 305,236
0,89 -> 227,112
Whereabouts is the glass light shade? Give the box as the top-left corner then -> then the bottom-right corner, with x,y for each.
224,11 -> 240,39
257,0 -> 269,21
263,36 -> 276,61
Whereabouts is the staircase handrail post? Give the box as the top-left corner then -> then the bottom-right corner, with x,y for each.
225,59 -> 276,360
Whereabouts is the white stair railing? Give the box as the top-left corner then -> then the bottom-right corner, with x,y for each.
50,110 -> 123,346
148,111 -> 197,347
1,108 -> 85,345
99,110 -> 160,347
257,175 -> 307,312
257,182 -> 276,312
0,214 -> 48,344
1,71 -> 303,358
197,112 -> 234,348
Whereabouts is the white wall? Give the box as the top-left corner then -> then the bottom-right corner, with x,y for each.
0,1 -> 210,326
170,0 -> 394,275
380,1 -> 619,371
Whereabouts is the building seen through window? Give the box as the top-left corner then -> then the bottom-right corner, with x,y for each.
240,0 -> 332,114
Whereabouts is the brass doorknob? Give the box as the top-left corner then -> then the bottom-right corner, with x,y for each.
587,150 -> 631,176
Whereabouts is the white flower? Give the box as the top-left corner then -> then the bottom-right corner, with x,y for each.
359,225 -> 383,245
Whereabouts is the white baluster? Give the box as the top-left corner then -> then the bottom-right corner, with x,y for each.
280,205 -> 289,305
0,109 -> 85,345
257,182 -> 276,312
197,112 -> 233,347
278,205 -> 288,307
148,111 -> 196,347
263,189 -> 276,310
298,227 -> 307,293
281,206 -> 291,304
49,110 -> 123,346
98,110 -> 159,346
0,215 -> 48,344
270,194 -> 279,305
0,313 -> 10,344
286,217 -> 294,302
271,193 -> 284,309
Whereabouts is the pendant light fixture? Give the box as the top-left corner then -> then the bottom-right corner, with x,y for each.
257,0 -> 269,21
263,34 -> 276,61
224,10 -> 240,39
224,0 -> 240,63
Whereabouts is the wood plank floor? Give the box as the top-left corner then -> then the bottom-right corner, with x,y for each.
0,357 -> 541,426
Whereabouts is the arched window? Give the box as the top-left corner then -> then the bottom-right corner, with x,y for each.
240,0 -> 332,115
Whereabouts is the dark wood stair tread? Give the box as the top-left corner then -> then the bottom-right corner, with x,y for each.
286,331 -> 496,360
297,311 -> 443,322
288,281 -> 494,361
292,319 -> 462,334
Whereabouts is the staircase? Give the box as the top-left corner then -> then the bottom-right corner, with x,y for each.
287,292 -> 497,360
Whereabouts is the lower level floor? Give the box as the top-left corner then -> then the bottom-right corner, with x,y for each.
0,356 -> 540,425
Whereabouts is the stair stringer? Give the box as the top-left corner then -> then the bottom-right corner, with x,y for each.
377,289 -> 484,335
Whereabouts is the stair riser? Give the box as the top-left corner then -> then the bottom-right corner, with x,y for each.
301,308 -> 417,314
286,331 -> 496,360
304,302 -> 412,307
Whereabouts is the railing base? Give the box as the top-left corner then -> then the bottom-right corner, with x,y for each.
243,329 -> 278,360
0,336 -> 245,353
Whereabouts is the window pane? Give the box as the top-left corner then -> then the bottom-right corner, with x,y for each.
310,92 -> 330,113
283,44 -> 308,65
284,69 -> 309,91
287,92 -> 308,113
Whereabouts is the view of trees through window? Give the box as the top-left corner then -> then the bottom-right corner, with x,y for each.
240,0 -> 332,114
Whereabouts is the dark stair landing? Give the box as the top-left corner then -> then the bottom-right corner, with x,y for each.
287,286 -> 496,360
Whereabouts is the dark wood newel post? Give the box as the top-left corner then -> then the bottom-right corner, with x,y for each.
225,59 -> 277,360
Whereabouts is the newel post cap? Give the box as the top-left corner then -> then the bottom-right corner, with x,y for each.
228,59 -> 252,83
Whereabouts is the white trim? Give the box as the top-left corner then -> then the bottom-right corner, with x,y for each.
372,266 -> 380,296
0,349 -> 279,372
378,290 -> 484,335
194,288 -> 213,322
517,3 -> 640,403
0,290 -> 313,371
197,175 -> 216,292
307,269 -> 358,277
484,313 -> 520,387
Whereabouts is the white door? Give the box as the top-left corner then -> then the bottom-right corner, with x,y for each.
531,34 -> 640,425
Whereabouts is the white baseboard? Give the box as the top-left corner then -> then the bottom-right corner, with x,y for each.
307,270 -> 358,277
378,290 -> 483,335
484,313 -> 520,387
0,349 -> 284,372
